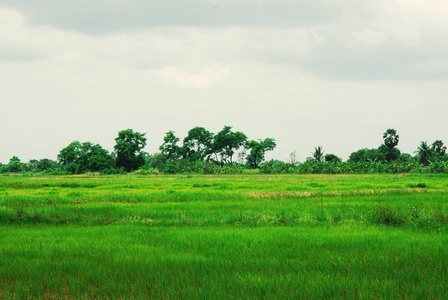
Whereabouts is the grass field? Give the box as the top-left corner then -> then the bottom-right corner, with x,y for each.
1,173 -> 448,298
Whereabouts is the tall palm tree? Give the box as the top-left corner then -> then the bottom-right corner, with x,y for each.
313,146 -> 324,162
383,129 -> 399,150
415,141 -> 433,166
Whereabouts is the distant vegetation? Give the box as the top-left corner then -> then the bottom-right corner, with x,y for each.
1,127 -> 447,174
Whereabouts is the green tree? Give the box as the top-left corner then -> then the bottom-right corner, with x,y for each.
84,143 -> 113,172
312,146 -> 324,162
58,141 -> 83,167
6,156 -> 23,173
431,140 -> 446,157
21,160 -> 38,173
210,126 -> 247,165
37,158 -> 58,172
383,129 -> 399,150
398,153 -> 414,163
183,127 -> 213,161
415,141 -> 433,166
58,141 -> 112,173
324,154 -> 342,163
114,129 -> 147,172
378,144 -> 400,163
246,138 -> 276,168
159,131 -> 182,161
382,129 -> 400,162
148,152 -> 168,169
348,148 -> 385,163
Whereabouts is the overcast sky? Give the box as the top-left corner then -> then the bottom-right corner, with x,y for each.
1,0 -> 447,164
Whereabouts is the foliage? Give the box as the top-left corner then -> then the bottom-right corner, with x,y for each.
324,154 -> 342,163
398,153 -> 414,163
348,148 -> 384,163
312,146 -> 324,162
210,126 -> 247,165
246,138 -> 276,168
36,158 -> 59,172
415,141 -> 433,166
2,127 -> 447,175
431,140 -> 446,156
21,158 -> 59,173
58,141 -> 113,173
114,129 -> 147,172
378,144 -> 400,163
380,129 -> 401,162
183,127 -> 213,161
159,131 -> 182,161
383,128 -> 399,150
3,156 -> 23,173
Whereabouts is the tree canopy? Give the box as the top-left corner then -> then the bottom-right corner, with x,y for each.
114,129 -> 147,172
58,141 -> 113,173
159,131 -> 182,161
246,138 -> 277,168
210,126 -> 247,165
183,127 -> 213,162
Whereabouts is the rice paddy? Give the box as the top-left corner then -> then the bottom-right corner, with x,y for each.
1,173 -> 447,298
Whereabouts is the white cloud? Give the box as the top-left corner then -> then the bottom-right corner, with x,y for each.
161,65 -> 229,88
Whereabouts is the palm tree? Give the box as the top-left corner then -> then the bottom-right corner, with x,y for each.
383,129 -> 399,150
431,140 -> 446,157
313,146 -> 324,162
415,141 -> 433,166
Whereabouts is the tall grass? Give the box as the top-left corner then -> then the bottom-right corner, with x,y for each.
1,225 -> 447,299
1,173 -> 448,298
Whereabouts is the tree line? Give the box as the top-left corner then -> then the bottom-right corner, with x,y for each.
0,126 -> 276,174
1,128 -> 447,174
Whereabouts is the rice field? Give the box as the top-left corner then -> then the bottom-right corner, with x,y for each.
1,173 -> 447,298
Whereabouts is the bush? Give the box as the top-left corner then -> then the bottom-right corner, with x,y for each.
371,205 -> 405,226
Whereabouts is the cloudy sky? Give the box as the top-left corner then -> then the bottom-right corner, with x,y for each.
1,0 -> 447,164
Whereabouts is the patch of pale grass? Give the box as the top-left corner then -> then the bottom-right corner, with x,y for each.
248,188 -> 447,199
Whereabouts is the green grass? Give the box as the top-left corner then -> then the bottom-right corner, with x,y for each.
1,173 -> 448,298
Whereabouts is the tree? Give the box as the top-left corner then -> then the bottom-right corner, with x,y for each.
84,143 -> 113,172
383,129 -> 399,150
382,129 -> 400,162
415,141 -> 433,166
21,159 -> 38,173
398,153 -> 414,163
378,144 -> 400,163
58,141 -> 113,173
114,129 -> 147,172
348,148 -> 385,163
312,146 -> 324,162
183,127 -> 213,161
148,152 -> 168,169
324,154 -> 342,163
58,141 -> 83,167
6,156 -> 22,173
37,158 -> 58,172
210,126 -> 247,165
246,138 -> 276,168
159,131 -> 182,161
431,140 -> 446,157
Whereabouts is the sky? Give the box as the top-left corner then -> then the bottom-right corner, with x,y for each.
1,0 -> 447,164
